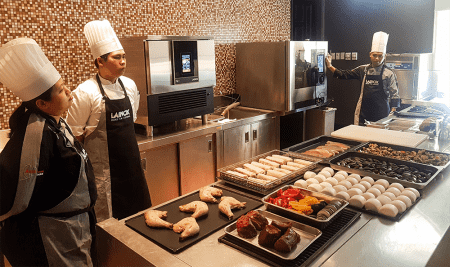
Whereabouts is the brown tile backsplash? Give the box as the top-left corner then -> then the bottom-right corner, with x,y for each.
0,0 -> 290,130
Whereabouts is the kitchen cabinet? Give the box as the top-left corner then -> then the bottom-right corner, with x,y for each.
140,144 -> 179,206
217,116 -> 279,169
140,134 -> 217,205
179,134 -> 216,195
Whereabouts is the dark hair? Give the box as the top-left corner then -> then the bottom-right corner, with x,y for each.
9,86 -> 53,134
94,53 -> 110,68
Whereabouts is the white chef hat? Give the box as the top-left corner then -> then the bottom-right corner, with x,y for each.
84,20 -> 123,59
0,38 -> 61,102
371,31 -> 389,54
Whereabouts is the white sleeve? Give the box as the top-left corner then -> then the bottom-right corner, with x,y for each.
132,82 -> 140,122
67,84 -> 103,137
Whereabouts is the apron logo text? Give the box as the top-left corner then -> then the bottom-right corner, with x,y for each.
111,109 -> 130,121
365,79 -> 379,86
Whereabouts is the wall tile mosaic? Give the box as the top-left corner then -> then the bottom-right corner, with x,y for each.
0,0 -> 290,130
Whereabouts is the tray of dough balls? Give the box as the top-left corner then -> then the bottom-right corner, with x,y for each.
293,165 -> 421,221
261,185 -> 349,229
328,151 -> 440,190
224,209 -> 322,260
218,150 -> 319,193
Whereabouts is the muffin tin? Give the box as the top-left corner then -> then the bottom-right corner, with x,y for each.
295,165 -> 422,221
329,151 -> 440,190
261,185 -> 349,229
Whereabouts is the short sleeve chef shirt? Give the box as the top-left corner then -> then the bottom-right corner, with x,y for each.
67,75 -> 140,137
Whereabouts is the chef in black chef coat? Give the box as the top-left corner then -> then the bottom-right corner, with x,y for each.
326,31 -> 400,125
67,20 -> 152,221
0,38 -> 97,266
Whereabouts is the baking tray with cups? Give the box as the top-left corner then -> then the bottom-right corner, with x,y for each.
218,150 -> 320,194
295,164 -> 422,222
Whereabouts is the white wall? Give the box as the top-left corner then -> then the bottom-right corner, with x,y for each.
436,0 -> 450,11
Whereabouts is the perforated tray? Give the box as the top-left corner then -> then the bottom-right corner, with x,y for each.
218,150 -> 319,193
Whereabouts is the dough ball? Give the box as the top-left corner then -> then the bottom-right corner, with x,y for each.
333,185 -> 348,193
294,179 -> 308,188
307,184 -> 323,192
365,198 -> 382,212
321,187 -> 337,197
336,191 -> 350,200
346,177 -> 358,186
306,178 -> 320,185
367,187 -> 381,197
395,195 -> 412,208
386,187 -> 401,197
374,179 -> 390,189
336,170 -> 348,178
348,173 -> 361,181
400,190 -> 417,203
403,187 -> 420,198
347,188 -> 363,198
322,167 -> 335,176
304,171 -> 316,179
379,204 -> 399,217
338,180 -> 352,190
351,183 -> 366,193
349,195 -> 366,208
376,195 -> 391,206
362,192 -> 376,200
359,181 -> 372,190
381,192 -> 396,201
390,199 -> 407,213
371,184 -> 386,193
333,173 -> 346,182
389,182 -> 405,192
325,177 -> 339,186
361,176 -> 375,185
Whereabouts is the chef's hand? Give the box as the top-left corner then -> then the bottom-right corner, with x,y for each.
326,54 -> 332,68
389,107 -> 396,115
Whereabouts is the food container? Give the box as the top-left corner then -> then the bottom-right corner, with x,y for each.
329,151 -> 440,190
218,150 -> 319,194
224,209 -> 322,260
261,185 -> 349,229
283,135 -> 363,161
354,141 -> 450,170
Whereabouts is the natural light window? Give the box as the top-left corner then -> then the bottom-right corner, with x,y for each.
432,10 -> 450,103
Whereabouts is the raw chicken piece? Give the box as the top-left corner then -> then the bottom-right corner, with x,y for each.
219,196 -> 246,220
144,210 -> 173,229
179,201 -> 209,219
199,186 -> 223,203
173,217 -> 200,241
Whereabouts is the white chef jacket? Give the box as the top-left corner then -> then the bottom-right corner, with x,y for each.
67,75 -> 140,137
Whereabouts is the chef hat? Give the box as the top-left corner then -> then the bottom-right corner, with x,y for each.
84,20 -> 123,59
0,38 -> 61,102
371,31 -> 389,54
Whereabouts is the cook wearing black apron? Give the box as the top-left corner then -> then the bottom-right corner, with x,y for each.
357,64 -> 390,125
91,74 -> 151,220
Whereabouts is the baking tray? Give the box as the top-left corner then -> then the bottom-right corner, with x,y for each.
261,185 -> 349,230
224,209 -> 322,260
348,196 -> 422,222
329,151 -> 440,190
354,141 -> 450,170
219,208 -> 361,267
283,135 -> 364,161
218,150 -> 320,194
125,186 -> 262,253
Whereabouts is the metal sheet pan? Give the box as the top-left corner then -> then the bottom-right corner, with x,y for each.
218,208 -> 361,267
218,150 -> 320,193
224,209 -> 322,260
329,151 -> 440,190
261,185 -> 349,229
125,186 -> 262,253
354,141 -> 450,170
283,135 -> 364,161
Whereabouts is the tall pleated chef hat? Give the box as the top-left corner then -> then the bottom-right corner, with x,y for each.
84,19 -> 123,59
0,38 -> 61,102
371,31 -> 389,54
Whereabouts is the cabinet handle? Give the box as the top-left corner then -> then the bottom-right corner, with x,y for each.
245,131 -> 249,143
253,129 -> 257,140
140,158 -> 147,172
208,140 -> 213,153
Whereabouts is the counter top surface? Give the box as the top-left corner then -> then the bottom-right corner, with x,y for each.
97,124 -> 450,267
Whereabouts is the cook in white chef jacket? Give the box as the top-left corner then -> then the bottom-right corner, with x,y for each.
326,31 -> 400,125
0,38 -> 97,266
67,20 -> 152,222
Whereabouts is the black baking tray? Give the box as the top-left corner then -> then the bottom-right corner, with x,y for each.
283,135 -> 364,161
329,151 -> 440,190
218,208 -> 361,267
354,141 -> 450,170
348,196 -> 421,222
125,186 -> 262,253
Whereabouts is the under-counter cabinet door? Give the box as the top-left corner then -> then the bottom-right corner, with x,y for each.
179,134 -> 216,195
222,124 -> 252,167
251,116 -> 279,157
140,144 -> 179,206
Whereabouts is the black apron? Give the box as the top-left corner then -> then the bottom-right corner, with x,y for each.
96,75 -> 152,220
359,64 -> 390,125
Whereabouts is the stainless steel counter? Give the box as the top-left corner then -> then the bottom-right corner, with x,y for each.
136,107 -> 277,151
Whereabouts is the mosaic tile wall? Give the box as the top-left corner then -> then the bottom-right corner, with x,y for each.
0,0 -> 290,130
